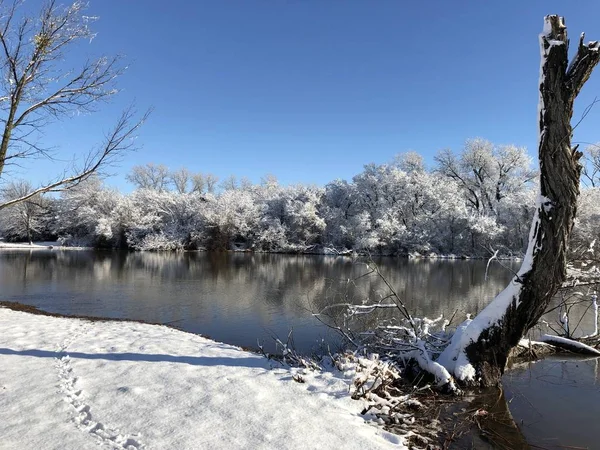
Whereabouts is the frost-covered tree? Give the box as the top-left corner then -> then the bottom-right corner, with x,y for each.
56,176 -> 125,247
253,178 -> 289,250
123,189 -> 207,250
435,139 -> 535,216
495,186 -> 537,253
0,180 -> 46,243
321,179 -> 360,249
323,162 -> 474,255
571,187 -> 600,259
405,171 -> 469,254
191,173 -> 206,194
393,151 -> 425,173
582,143 -> 600,187
201,189 -> 262,250
260,174 -> 279,189
280,185 -> 325,248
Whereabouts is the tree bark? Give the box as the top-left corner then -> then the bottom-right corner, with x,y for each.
441,16 -> 600,387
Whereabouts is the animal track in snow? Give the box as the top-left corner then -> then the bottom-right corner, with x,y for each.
55,322 -> 146,450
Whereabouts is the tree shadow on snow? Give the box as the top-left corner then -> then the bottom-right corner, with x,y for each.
0,347 -> 270,369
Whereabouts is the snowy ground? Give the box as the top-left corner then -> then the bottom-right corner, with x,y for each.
0,240 -> 89,250
0,307 -> 404,450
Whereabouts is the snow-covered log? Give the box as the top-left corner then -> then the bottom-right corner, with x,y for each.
438,16 -> 600,387
539,334 -> 600,355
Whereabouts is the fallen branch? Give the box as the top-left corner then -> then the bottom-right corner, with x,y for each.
538,334 -> 600,355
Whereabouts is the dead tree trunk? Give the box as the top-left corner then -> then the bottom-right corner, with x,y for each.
438,16 -> 600,387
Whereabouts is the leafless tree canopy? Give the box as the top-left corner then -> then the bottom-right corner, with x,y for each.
170,167 -> 191,194
191,173 -> 205,194
205,173 -> 218,194
220,175 -> 238,192
126,163 -> 170,192
0,0 -> 149,210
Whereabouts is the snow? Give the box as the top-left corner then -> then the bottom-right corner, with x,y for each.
0,307 -> 405,450
540,195 -> 553,212
517,338 -> 551,348
0,240 -> 89,250
541,16 -> 554,36
541,16 -> 566,47
412,340 -> 454,388
436,318 -> 476,382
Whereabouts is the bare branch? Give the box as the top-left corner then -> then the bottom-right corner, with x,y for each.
0,107 -> 151,210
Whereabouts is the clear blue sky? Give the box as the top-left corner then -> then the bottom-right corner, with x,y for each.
17,0 -> 600,191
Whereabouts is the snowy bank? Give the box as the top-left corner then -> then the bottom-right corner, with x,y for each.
0,240 -> 90,250
0,307 -> 404,450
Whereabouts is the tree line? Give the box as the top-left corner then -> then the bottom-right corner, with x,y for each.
2,138 -> 599,257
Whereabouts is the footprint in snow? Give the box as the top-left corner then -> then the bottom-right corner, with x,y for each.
54,322 -> 146,450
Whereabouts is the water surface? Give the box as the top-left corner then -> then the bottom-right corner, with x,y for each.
0,251 -> 515,353
504,356 -> 600,449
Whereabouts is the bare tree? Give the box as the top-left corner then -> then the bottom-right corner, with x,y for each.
0,1 -> 149,210
126,163 -> 170,191
191,172 -> 205,194
239,176 -> 253,191
220,175 -> 238,191
205,173 -> 218,194
439,16 -> 600,387
260,173 -> 278,188
170,167 -> 190,194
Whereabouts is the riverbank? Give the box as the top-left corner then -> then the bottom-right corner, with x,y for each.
0,240 -> 90,250
0,306 -> 405,450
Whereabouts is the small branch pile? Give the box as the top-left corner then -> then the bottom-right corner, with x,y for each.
335,352 -> 443,449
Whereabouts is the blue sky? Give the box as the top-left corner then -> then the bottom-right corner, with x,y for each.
14,1 -> 600,191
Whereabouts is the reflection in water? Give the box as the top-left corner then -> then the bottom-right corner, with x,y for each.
0,251 -> 518,353
504,356 -> 600,449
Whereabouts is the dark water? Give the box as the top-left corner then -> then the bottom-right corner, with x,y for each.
1,250 -> 598,448
504,356 -> 600,449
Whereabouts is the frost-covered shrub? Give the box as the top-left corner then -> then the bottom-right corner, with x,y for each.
124,190 -> 205,250
571,187 -> 600,259
199,190 -> 262,250
137,231 -> 185,251
54,176 -> 125,248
